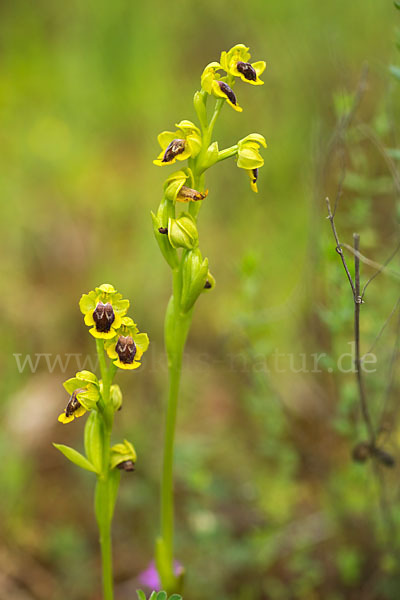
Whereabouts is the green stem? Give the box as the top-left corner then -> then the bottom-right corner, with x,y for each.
157,97 -> 224,591
96,339 -> 114,429
206,98 -> 224,145
96,476 -> 114,600
160,270 -> 192,588
95,339 -> 115,600
217,144 -> 238,162
160,328 -> 184,564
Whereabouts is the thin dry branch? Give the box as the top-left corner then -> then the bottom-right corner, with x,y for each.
325,197 -> 355,296
353,233 -> 376,445
339,241 -> 400,293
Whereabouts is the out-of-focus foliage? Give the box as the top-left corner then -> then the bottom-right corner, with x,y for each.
1,0 -> 400,599
137,592 -> 182,600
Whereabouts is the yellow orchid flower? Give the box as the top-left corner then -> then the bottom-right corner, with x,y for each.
153,120 -> 202,166
104,317 -> 149,370
236,134 -> 267,193
58,370 -> 100,424
201,62 -> 242,112
220,44 -> 266,85
79,284 -> 129,340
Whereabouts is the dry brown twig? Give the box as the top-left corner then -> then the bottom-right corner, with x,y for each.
324,64 -> 400,545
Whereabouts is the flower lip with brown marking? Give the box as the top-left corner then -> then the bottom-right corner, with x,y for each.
236,61 -> 257,82
65,388 -> 86,417
162,139 -> 186,163
115,335 -> 137,365
93,302 -> 115,333
158,226 -> 168,234
217,81 -> 237,106
204,280 -> 212,289
177,185 -> 208,203
251,168 -> 259,184
117,460 -> 135,472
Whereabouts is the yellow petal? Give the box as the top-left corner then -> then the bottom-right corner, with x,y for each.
113,359 -> 141,370
176,146 -> 192,161
154,157 -> 174,166
226,99 -> 243,112
74,405 -> 87,418
58,412 -> 74,424
157,130 -> 178,149
84,312 -> 95,326
250,180 -> 258,193
89,327 -> 118,340
106,343 -> 118,359
113,314 -> 122,329
185,135 -> 201,158
252,61 -> 266,77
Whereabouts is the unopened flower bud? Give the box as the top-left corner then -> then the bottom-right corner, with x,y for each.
236,61 -> 257,81
168,214 -> 199,250
177,186 -> 208,203
110,439 -> 137,471
193,90 -> 208,129
110,384 -> 123,412
180,249 -> 209,312
115,335 -> 136,365
203,270 -> 216,293
162,139 -> 186,163
93,302 -> 115,333
217,81 -> 238,106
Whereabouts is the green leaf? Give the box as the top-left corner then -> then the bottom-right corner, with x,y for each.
149,593 -> 157,600
151,205 -> 179,269
108,468 -> 121,521
84,411 -> 103,473
395,0 -> 400,9
169,595 -> 182,600
53,443 -> 97,473
136,591 -> 147,600
156,593 -> 167,600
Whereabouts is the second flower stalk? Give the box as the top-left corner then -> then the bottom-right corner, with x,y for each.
55,284 -> 149,600
151,43 -> 267,593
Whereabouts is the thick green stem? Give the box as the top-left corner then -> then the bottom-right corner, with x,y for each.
157,97 -> 224,592
96,339 -> 114,429
96,476 -> 114,600
159,270 -> 193,588
95,339 -> 115,600
160,333 -> 184,564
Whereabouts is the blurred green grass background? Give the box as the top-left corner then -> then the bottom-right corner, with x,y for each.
1,1 -> 400,598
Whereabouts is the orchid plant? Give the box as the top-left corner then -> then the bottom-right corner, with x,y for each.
151,43 -> 267,593
54,283 -> 149,600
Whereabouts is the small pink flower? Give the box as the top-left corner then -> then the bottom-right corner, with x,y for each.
138,561 -> 183,591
